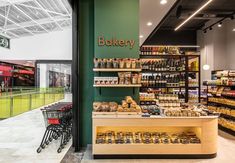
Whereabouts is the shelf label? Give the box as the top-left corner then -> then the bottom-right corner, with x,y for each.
98,36 -> 135,49
0,35 -> 10,49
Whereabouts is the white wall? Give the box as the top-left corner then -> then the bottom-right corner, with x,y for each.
0,29 -> 72,60
197,20 -> 235,82
226,20 -> 235,69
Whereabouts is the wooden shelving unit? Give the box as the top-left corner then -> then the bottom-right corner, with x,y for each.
205,70 -> 235,136
92,116 -> 218,158
140,50 -> 201,103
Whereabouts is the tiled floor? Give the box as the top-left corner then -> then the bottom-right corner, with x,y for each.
80,131 -> 235,163
0,94 -> 72,163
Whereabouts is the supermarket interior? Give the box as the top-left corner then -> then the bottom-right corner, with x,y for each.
1,0 -> 235,163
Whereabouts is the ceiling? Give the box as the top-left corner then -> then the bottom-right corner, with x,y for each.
156,0 -> 235,30
139,0 -> 176,45
0,0 -> 72,39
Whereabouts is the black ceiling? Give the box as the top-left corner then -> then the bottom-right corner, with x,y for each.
143,0 -> 235,45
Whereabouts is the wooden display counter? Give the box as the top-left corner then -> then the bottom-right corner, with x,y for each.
92,115 -> 218,159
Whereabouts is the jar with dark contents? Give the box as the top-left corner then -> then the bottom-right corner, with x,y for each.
94,58 -> 100,68
113,58 -> 119,68
100,59 -> 107,68
136,59 -> 141,68
106,59 -> 113,68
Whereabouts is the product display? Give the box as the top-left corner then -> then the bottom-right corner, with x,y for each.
141,59 -> 185,71
141,73 -> 185,87
96,131 -> 200,144
93,96 -> 141,113
140,47 -> 200,104
218,118 -> 235,132
94,58 -> 141,69
140,46 -> 181,55
94,73 -> 142,86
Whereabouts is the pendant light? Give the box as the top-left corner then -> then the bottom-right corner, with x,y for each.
203,46 -> 210,70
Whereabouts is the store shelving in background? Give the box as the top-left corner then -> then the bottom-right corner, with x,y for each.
139,46 -> 201,103
205,70 -> 235,135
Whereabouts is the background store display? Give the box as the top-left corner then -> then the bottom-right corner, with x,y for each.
140,46 -> 200,104
205,70 -> 235,135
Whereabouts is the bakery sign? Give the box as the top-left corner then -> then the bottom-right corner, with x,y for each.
0,35 -> 10,49
98,36 -> 135,49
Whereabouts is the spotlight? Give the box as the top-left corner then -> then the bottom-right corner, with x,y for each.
233,28 -> 235,32
160,0 -> 167,5
218,22 -> 222,27
209,27 -> 212,30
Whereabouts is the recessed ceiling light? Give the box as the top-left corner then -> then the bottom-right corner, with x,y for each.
218,22 -> 222,27
139,35 -> 144,38
160,0 -> 167,5
233,28 -> 235,32
175,0 -> 213,31
147,22 -> 153,26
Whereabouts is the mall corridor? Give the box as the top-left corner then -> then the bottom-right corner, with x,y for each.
0,94 -> 72,163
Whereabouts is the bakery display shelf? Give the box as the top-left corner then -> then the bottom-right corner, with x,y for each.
93,84 -> 141,88
220,113 -> 235,121
93,117 -> 217,158
208,101 -> 235,110
206,85 -> 235,87
218,125 -> 235,136
93,68 -> 142,72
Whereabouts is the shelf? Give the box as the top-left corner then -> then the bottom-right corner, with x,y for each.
140,54 -> 184,58
142,70 -> 185,73
205,85 -> 235,87
218,124 -> 235,136
208,101 -> 235,110
93,84 -> 141,88
141,86 -> 185,89
93,68 -> 142,72
220,113 -> 235,121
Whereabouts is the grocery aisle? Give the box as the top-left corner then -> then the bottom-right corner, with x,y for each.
0,94 -> 72,163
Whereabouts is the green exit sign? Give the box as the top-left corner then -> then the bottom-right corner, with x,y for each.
0,35 -> 10,49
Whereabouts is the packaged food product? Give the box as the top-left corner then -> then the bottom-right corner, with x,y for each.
124,72 -> 131,85
100,59 -> 106,68
94,58 -> 100,68
113,58 -> 119,68
119,59 -> 125,68
131,59 -> 136,69
106,59 -> 113,68
126,59 -> 131,69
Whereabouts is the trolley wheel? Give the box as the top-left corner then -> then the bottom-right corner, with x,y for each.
46,141 -> 50,145
37,147 -> 42,153
57,148 -> 62,153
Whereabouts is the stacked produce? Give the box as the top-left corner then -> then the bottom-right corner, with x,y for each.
96,131 -> 200,144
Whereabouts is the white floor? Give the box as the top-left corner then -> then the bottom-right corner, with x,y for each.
0,94 -> 72,163
81,132 -> 235,163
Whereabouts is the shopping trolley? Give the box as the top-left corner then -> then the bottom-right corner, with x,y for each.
36,102 -> 72,153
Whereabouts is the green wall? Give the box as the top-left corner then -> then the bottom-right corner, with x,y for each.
79,0 -> 139,147
79,0 -> 94,147
94,0 -> 139,103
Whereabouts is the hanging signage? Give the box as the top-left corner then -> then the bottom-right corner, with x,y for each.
98,36 -> 135,49
0,35 -> 10,49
